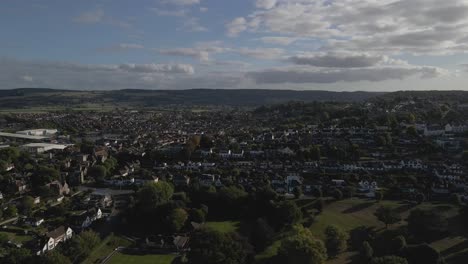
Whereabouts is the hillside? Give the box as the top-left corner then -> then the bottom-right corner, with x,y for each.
0,89 -> 383,109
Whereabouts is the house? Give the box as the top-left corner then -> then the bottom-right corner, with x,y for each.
25,217 -> 44,227
278,147 -> 295,156
47,181 -> 70,196
200,148 -> 213,156
424,125 -> 445,137
89,194 -> 113,208
173,175 -> 190,187
199,174 -> 216,187
16,180 -> 28,194
231,150 -> 244,159
94,147 -> 108,162
37,226 -> 73,255
71,208 -> 102,230
218,150 -> 231,159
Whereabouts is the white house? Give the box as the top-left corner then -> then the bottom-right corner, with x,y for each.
38,226 -> 73,255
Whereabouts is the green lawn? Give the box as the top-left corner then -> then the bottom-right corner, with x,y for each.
256,198 -> 460,263
0,231 -> 34,244
108,252 -> 176,264
82,235 -> 133,264
204,221 -> 240,233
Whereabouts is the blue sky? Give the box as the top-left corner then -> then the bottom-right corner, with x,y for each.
1,0 -> 468,91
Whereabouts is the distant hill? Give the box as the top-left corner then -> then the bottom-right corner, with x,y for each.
0,88 -> 385,109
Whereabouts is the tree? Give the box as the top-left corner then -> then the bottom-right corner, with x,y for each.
64,230 -> 101,262
293,187 -> 303,199
189,208 -> 206,223
0,233 -> 9,244
310,145 -> 321,161
343,186 -> 356,198
137,181 -> 174,211
315,198 -> 324,213
32,166 -> 60,187
370,256 -> 408,264
274,200 -> 302,229
88,165 -> 107,183
19,196 -> 35,216
408,209 -> 448,242
277,225 -> 327,264
375,191 -> 383,202
415,193 -> 426,204
313,187 -> 323,198
324,225 -> 349,256
4,205 -> 17,218
402,244 -> 444,264
333,189 -> 343,200
391,236 -> 407,253
167,208 -> 188,233
374,206 -> 401,229
39,251 -> 72,264
360,241 -> 374,260
1,248 -> 32,264
188,229 -> 253,264
407,126 -> 418,137
250,218 -> 274,252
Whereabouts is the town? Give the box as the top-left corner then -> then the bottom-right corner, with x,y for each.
0,94 -> 468,264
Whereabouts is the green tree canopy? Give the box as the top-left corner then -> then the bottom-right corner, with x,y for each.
374,206 -> 401,229
277,225 -> 327,264
324,225 -> 349,256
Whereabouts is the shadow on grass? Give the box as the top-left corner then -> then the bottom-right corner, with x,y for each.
445,248 -> 468,264
342,202 -> 374,214
393,203 -> 417,214
440,239 -> 468,257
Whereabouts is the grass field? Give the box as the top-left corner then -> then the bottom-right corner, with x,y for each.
0,231 -> 33,244
204,221 -> 240,233
108,252 -> 176,264
256,198 -> 463,263
82,235 -> 133,264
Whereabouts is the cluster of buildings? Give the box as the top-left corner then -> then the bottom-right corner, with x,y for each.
0,102 -> 467,255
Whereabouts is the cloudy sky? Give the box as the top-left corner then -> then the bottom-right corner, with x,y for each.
1,0 -> 468,91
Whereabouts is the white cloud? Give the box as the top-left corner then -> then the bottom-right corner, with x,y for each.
151,8 -> 187,17
237,48 -> 284,59
159,42 -> 228,62
22,75 -> 33,82
259,37 -> 297,46
160,48 -> 211,61
0,58 -> 197,90
226,17 -> 247,37
161,0 -> 201,6
98,43 -> 145,52
232,0 -> 468,55
255,0 -> 277,9
73,9 -> 104,24
247,66 -> 447,84
179,17 -> 207,32
288,53 -> 387,68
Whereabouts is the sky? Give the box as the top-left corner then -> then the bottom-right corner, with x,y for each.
1,0 -> 468,91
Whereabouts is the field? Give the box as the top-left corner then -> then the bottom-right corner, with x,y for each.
256,198 -> 465,264
204,221 -> 240,233
0,230 -> 33,244
82,235 -> 133,264
108,252 -> 176,264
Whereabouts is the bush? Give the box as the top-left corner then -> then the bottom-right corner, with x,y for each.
402,244 -> 444,264
375,191 -> 383,202
370,255 -> 408,264
408,209 -> 447,242
333,189 -> 343,200
325,225 -> 349,256
415,193 -> 426,204
360,241 -> 374,260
